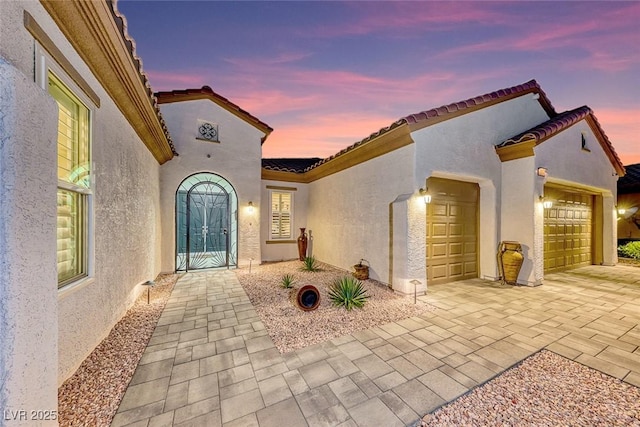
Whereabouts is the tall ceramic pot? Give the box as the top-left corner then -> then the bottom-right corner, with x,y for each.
500,241 -> 523,285
297,228 -> 308,261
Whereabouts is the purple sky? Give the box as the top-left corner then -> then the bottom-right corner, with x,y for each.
117,0 -> 640,165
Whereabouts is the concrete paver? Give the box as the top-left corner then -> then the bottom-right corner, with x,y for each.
112,265 -> 640,427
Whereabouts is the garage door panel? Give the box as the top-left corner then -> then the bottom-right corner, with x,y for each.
449,224 -> 463,236
449,243 -> 462,256
544,188 -> 593,273
431,243 -> 447,257
432,223 -> 447,237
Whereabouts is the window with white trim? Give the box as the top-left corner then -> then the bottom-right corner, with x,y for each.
270,191 -> 293,239
37,43 -> 94,288
49,73 -> 92,287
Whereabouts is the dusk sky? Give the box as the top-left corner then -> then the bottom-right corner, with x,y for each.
117,0 -> 640,165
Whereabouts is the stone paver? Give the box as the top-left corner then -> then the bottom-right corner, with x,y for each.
113,265 -> 640,427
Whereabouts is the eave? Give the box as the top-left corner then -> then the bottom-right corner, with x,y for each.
40,0 -> 174,164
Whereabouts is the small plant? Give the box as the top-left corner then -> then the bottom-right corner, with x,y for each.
328,276 -> 369,310
280,273 -> 295,289
300,256 -> 320,272
618,241 -> 640,260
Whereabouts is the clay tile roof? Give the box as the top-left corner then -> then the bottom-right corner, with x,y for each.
619,163 -> 640,194
498,106 -> 593,147
295,80 -> 553,173
108,1 -> 176,155
262,158 -> 324,173
403,79 -> 554,125
154,86 -> 273,141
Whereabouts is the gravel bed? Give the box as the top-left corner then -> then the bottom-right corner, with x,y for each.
57,273 -> 179,427
235,260 -> 434,353
421,350 -> 640,427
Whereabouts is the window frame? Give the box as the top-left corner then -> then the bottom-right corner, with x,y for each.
269,190 -> 294,240
36,43 -> 95,292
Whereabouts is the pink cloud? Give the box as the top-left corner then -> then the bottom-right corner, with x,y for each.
592,108 -> 640,166
263,112 -> 400,158
304,2 -> 510,38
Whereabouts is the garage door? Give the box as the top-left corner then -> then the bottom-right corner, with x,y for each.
426,178 -> 478,285
543,187 -> 593,272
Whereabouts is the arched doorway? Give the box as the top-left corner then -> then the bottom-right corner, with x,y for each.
176,173 -> 237,271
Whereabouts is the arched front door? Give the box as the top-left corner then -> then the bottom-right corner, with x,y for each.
176,173 -> 237,271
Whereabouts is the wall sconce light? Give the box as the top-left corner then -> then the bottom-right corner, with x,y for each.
539,196 -> 552,209
617,207 -> 626,216
419,188 -> 432,204
248,201 -> 254,214
536,167 -> 548,177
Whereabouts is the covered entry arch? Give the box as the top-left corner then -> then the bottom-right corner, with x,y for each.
175,172 -> 238,271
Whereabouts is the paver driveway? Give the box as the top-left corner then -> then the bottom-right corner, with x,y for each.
112,265 -> 640,426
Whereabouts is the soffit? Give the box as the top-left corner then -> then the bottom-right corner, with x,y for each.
40,0 -> 175,164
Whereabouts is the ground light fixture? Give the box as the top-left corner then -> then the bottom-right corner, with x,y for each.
419,188 -> 432,204
142,280 -> 155,304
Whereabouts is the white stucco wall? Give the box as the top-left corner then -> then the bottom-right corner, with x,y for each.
260,180 -> 310,262
500,156 -> 540,285
1,1 -> 163,396
0,57 -> 59,425
534,121 -> 619,266
412,94 -> 549,283
306,145 -> 415,284
159,99 -> 265,271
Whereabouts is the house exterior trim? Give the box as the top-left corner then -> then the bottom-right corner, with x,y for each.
40,0 -> 174,164
495,139 -> 536,161
24,11 -> 101,108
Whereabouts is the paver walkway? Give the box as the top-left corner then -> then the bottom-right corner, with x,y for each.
111,265 -> 640,427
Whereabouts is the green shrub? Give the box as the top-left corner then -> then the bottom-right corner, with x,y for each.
280,273 -> 295,289
618,241 -> 640,260
328,276 -> 369,310
300,256 -> 320,272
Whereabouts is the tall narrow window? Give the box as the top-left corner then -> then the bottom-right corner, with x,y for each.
270,191 -> 293,239
49,72 -> 91,287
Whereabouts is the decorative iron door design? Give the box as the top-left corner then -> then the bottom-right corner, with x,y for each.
176,173 -> 238,271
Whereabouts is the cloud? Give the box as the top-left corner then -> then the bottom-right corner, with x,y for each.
592,108 -> 640,165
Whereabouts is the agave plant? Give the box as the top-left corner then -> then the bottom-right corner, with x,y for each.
280,273 -> 295,289
328,276 -> 369,310
300,255 -> 320,272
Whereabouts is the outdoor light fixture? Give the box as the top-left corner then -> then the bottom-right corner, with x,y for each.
536,167 -> 548,177
618,207 -> 626,216
248,201 -> 254,214
419,188 -> 432,204
539,196 -> 553,209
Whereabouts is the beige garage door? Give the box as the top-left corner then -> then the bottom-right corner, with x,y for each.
543,187 -> 593,272
426,178 -> 479,285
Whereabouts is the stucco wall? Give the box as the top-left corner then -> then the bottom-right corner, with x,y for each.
500,156 -> 539,285
306,145 -> 415,284
260,180 -> 310,262
534,121 -> 619,266
412,94 -> 549,283
0,1 -> 163,393
0,57 -> 59,425
159,100 -> 265,271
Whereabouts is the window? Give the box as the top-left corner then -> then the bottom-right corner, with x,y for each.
270,191 -> 293,239
48,72 -> 92,287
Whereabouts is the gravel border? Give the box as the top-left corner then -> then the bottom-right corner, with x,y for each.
235,260 -> 435,353
57,273 -> 179,427
421,350 -> 640,426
